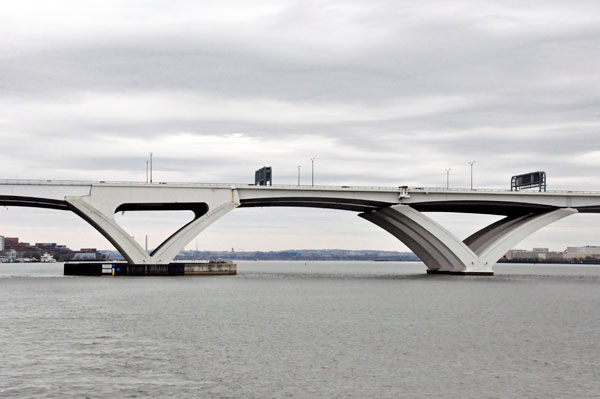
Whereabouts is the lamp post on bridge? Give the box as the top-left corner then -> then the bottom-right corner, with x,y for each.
149,153 -> 153,183
146,160 -> 149,183
468,161 -> 475,190
297,165 -> 301,186
311,157 -> 315,187
445,168 -> 451,189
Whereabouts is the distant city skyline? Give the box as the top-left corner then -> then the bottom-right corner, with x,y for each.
2,1 -> 600,252
2,231 -> 598,258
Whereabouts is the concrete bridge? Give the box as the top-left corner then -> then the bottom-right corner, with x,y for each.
2,179 -> 600,275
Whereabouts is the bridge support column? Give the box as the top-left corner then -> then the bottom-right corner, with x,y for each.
150,202 -> 239,264
66,197 -> 152,264
67,195 -> 239,265
360,205 -> 577,275
360,205 -> 481,274
467,208 -> 578,270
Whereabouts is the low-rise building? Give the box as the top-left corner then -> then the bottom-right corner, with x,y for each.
536,251 -> 565,261
72,252 -> 97,260
505,249 -> 565,262
565,246 -> 600,260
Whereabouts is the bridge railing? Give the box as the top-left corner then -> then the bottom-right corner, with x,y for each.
411,187 -> 600,195
0,179 -> 401,190
0,179 -> 102,186
1,179 -> 600,195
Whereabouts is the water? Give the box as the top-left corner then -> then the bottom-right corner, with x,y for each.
1,261 -> 599,398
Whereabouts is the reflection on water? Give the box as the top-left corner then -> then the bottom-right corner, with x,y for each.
1,261 -> 599,398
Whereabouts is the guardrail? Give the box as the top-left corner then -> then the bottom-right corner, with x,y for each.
1,179 -> 600,195
0,179 -> 99,185
408,187 -> 600,195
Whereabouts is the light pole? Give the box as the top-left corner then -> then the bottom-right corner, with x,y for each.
445,168 -> 451,189
149,152 -> 153,183
311,158 -> 315,187
297,165 -> 301,186
468,161 -> 475,190
146,160 -> 149,183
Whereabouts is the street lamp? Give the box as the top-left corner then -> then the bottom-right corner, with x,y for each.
146,160 -> 149,183
468,161 -> 475,190
445,168 -> 451,189
311,158 -> 315,187
149,153 -> 153,183
297,165 -> 301,186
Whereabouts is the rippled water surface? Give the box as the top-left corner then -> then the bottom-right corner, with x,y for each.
1,261 -> 599,398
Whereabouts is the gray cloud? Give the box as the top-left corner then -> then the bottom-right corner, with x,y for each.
1,0 -> 600,251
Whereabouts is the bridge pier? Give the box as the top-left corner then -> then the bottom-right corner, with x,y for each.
150,202 -> 239,263
66,187 -> 240,265
426,270 -> 494,276
360,205 -> 578,275
64,261 -> 237,276
67,196 -> 151,264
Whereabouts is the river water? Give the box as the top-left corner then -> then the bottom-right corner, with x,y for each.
1,261 -> 599,398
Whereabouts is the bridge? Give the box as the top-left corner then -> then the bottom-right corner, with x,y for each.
2,179 -> 600,275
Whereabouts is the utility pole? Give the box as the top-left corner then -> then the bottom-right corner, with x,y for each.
311,158 -> 315,187
445,168 -> 451,189
149,153 -> 153,183
468,161 -> 475,190
297,165 -> 301,186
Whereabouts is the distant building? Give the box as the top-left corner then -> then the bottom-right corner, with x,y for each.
536,251 -> 565,261
506,250 -> 536,260
52,245 -> 75,261
505,249 -> 529,260
2,237 -> 36,254
35,243 -> 57,254
72,252 -> 97,260
505,249 -> 564,262
72,248 -> 104,261
0,235 -> 3,252
565,246 -> 600,260
3,237 -> 19,251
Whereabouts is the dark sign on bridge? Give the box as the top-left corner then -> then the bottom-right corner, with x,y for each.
255,166 -> 272,186
511,171 -> 546,192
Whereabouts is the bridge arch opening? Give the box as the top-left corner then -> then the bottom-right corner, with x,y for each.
114,209 -> 198,254
420,212 -> 600,264
181,206 -> 408,254
420,212 -> 505,242
504,212 -> 600,251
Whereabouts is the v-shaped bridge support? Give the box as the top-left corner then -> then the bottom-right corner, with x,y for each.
360,205 -> 577,275
66,190 -> 239,265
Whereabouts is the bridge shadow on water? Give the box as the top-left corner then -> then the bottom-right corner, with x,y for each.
237,270 -> 600,284
237,271 -> 500,282
239,272 -> 430,281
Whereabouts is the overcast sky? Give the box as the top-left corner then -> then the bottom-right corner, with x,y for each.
1,0 -> 600,252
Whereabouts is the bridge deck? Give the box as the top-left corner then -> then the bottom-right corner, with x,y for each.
1,179 -> 600,215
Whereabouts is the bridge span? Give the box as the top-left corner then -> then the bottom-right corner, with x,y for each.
2,179 -> 600,275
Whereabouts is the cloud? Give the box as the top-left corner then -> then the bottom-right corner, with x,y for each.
1,0 -> 600,252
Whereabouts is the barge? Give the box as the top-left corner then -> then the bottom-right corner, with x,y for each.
64,260 -> 236,276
